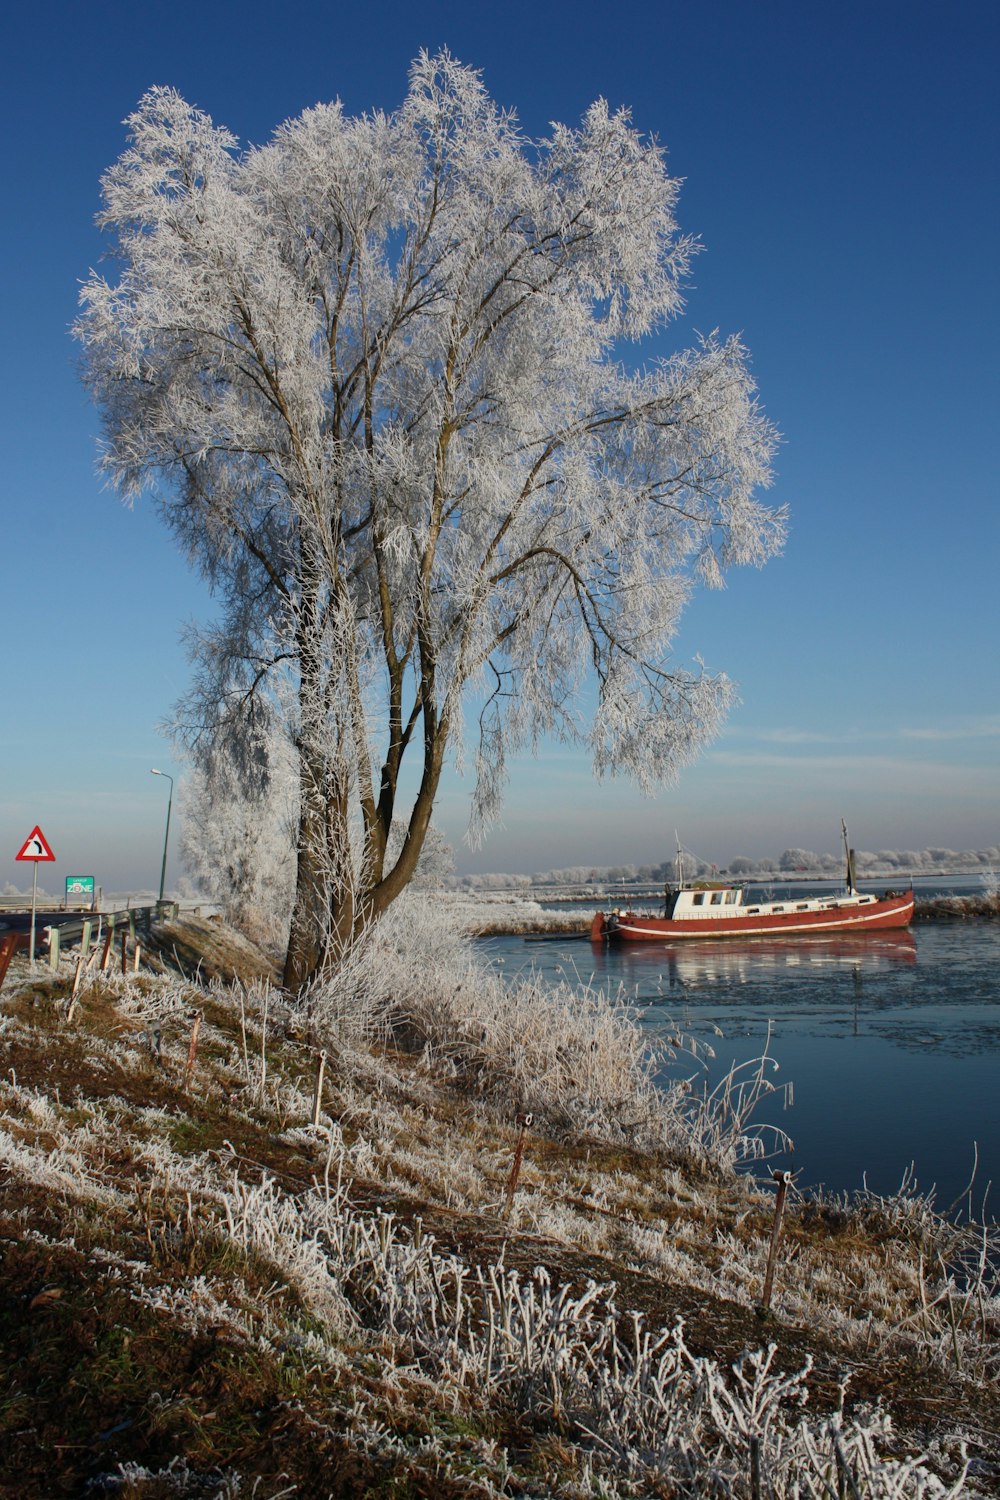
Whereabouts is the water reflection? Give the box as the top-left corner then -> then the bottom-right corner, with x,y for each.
478,922 -> 1000,1206
589,931 -> 916,992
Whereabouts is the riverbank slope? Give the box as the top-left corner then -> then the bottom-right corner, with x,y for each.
1,907 -> 997,1496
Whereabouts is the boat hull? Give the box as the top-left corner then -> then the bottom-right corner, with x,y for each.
591,891 -> 914,943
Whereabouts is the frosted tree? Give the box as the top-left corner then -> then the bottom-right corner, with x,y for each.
179,723 -> 298,951
77,52 -> 786,988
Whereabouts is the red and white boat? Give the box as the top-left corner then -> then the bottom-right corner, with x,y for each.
590,828 -> 914,944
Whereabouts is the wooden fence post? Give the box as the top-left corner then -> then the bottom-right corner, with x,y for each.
0,934 -> 18,996
759,1170 -> 793,1315
503,1113 -> 533,1219
183,1011 -> 203,1090
100,919 -> 114,972
311,1050 -> 327,1126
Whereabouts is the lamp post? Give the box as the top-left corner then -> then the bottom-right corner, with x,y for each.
150,769 -> 174,905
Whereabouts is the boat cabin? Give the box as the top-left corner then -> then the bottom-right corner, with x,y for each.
661,882 -> 886,921
665,884 -> 744,918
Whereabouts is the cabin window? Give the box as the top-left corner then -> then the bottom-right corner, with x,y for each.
711,891 -> 724,905
693,892 -> 705,905
773,905 -> 785,913
726,890 -> 739,904
747,907 -> 759,915
796,903 -> 808,911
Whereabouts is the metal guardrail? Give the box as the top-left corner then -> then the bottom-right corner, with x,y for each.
43,902 -> 180,970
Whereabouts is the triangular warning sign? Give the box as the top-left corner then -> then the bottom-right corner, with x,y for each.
15,825 -> 56,862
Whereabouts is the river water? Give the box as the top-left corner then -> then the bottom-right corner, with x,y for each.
478,879 -> 1000,1214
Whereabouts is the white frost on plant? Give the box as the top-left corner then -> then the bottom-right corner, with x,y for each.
0,1127 -> 125,1207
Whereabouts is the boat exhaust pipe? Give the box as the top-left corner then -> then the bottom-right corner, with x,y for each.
842,818 -> 859,893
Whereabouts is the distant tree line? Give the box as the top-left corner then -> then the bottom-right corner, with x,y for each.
447,846 -> 1000,889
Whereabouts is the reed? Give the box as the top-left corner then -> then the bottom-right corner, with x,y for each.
301,894 -> 789,1165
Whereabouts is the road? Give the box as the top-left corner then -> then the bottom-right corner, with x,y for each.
0,910 -> 98,934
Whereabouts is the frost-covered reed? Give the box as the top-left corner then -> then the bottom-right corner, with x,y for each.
299,893 -> 783,1167
210,1152 -> 970,1497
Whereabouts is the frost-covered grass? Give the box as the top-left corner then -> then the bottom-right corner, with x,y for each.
1,902 -> 998,1495
300,894 -> 788,1170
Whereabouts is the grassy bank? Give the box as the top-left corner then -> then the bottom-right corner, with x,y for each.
1,900 -> 997,1496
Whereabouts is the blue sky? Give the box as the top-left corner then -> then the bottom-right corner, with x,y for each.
2,0 -> 997,891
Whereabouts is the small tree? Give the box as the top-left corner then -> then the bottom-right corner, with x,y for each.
179,726 -> 298,950
77,52 -> 786,988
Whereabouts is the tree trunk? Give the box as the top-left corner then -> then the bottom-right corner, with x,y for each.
354,720 -> 448,937
282,794 -> 330,991
283,683 -> 448,988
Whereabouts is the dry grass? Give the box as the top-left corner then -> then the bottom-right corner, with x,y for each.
1,902 -> 998,1496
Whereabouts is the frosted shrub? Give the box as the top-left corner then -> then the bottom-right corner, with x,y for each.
304,893 -> 784,1164
87,1457 -> 252,1496
207,1160 -> 968,1498
305,895 -> 673,1144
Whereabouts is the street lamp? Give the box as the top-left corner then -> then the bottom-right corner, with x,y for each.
150,769 -> 174,905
